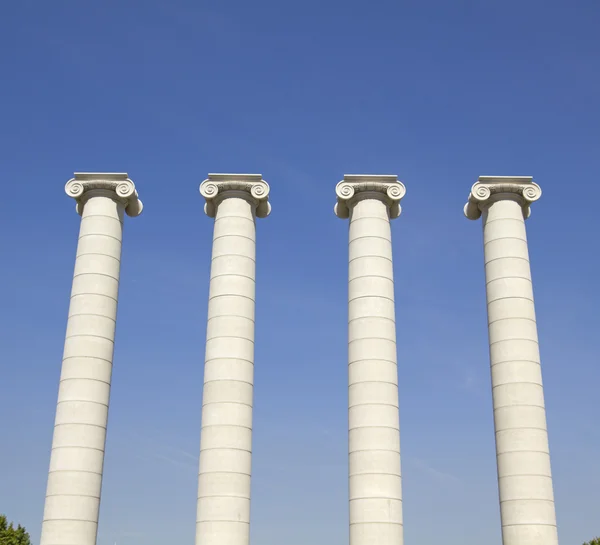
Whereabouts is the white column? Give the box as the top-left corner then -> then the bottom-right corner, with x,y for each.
335,175 -> 406,545
196,174 -> 270,545
465,176 -> 559,545
41,173 -> 142,545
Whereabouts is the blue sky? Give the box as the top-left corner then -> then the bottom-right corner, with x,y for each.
1,0 -> 599,544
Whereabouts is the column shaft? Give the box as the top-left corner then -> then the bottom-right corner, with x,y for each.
348,196 -> 403,545
41,195 -> 124,545
197,196 -> 256,545
483,198 -> 558,545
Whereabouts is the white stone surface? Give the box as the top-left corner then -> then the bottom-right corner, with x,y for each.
40,173 -> 142,545
196,174 -> 270,545
465,176 -> 559,545
336,175 -> 406,545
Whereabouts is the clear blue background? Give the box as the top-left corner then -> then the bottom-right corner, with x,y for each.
1,1 -> 598,544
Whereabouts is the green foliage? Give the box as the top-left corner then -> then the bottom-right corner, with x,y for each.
583,539 -> 600,545
0,515 -> 31,545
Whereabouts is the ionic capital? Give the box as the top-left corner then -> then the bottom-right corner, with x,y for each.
65,173 -> 143,217
464,176 -> 541,220
200,173 -> 271,218
334,174 -> 406,219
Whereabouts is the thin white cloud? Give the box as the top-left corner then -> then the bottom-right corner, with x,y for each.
406,456 -> 462,485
